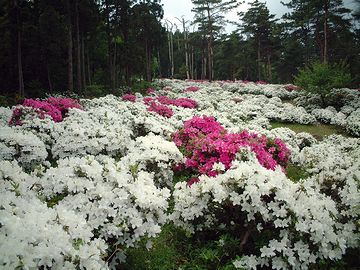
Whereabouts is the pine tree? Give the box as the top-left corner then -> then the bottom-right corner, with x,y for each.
282,0 -> 352,64
239,0 -> 276,81
191,0 -> 240,81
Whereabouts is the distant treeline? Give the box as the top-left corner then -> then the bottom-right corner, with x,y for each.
0,0 -> 359,99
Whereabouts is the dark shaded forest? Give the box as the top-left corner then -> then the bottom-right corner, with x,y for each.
0,0 -> 359,99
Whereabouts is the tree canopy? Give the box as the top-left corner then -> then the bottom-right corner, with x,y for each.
0,0 -> 358,100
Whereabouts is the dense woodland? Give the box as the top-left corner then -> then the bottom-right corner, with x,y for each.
0,0 -> 359,99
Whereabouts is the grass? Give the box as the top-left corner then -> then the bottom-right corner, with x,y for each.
270,122 -> 349,140
120,224 -> 239,270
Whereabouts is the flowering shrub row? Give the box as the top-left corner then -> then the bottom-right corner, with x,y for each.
9,97 -> 82,125
143,96 -> 198,118
173,116 -> 290,180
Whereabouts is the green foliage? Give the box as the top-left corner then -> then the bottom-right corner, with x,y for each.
0,95 -> 17,107
122,224 -> 240,270
286,164 -> 309,182
85,84 -> 107,98
294,61 -> 352,106
130,80 -> 153,95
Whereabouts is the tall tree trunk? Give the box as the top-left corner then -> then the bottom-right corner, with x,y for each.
145,39 -> 152,82
66,0 -> 73,93
257,38 -> 261,81
267,54 -> 272,82
157,49 -> 162,78
46,63 -> 53,93
75,0 -> 82,94
87,50 -> 91,85
113,42 -> 117,89
15,0 -> 24,97
206,6 -> 213,81
105,0 -> 114,92
323,0 -> 329,64
81,35 -> 86,90
190,45 -> 194,79
178,17 -> 190,79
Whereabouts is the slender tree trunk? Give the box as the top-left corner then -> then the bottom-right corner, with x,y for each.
66,0 -> 73,93
206,6 -> 213,81
87,51 -> 91,85
46,63 -> 53,93
105,0 -> 114,92
15,0 -> 24,97
81,35 -> 86,90
113,42 -> 117,89
75,0 -> 82,93
178,17 -> 190,79
145,39 -> 152,82
323,0 -> 328,64
191,45 -> 194,79
157,49 -> 162,78
170,32 -> 174,78
267,54 -> 272,82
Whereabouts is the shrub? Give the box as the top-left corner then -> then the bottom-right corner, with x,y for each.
85,84 -> 107,98
294,61 -> 351,107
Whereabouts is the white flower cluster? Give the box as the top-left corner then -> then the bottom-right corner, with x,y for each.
346,108 -> 360,136
0,107 -> 12,126
171,152 -> 359,269
0,126 -> 48,169
0,160 -> 108,269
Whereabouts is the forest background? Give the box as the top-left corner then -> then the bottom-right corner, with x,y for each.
1,0 -> 359,101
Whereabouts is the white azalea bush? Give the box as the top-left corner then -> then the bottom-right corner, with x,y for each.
0,79 -> 359,269
171,148 -> 359,269
0,126 -> 48,169
0,160 -> 108,269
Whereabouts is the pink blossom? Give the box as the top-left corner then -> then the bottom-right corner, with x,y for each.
187,177 -> 200,187
146,88 -> 155,94
184,86 -> 200,92
172,116 -> 290,178
143,97 -> 155,106
147,102 -> 174,118
9,97 -> 83,125
122,94 -> 137,102
173,98 -> 198,109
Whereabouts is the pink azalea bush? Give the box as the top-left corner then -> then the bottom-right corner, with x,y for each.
9,97 -> 83,125
46,97 -> 83,117
184,86 -> 200,92
146,87 -> 155,94
122,94 -> 137,102
143,96 -> 198,117
173,116 -> 290,184
147,102 -> 174,118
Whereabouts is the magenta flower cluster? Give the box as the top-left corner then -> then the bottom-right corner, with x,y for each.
9,97 -> 83,125
173,116 -> 290,184
146,88 -> 155,94
184,86 -> 200,92
122,94 -> 137,102
147,102 -> 174,118
143,96 -> 198,118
